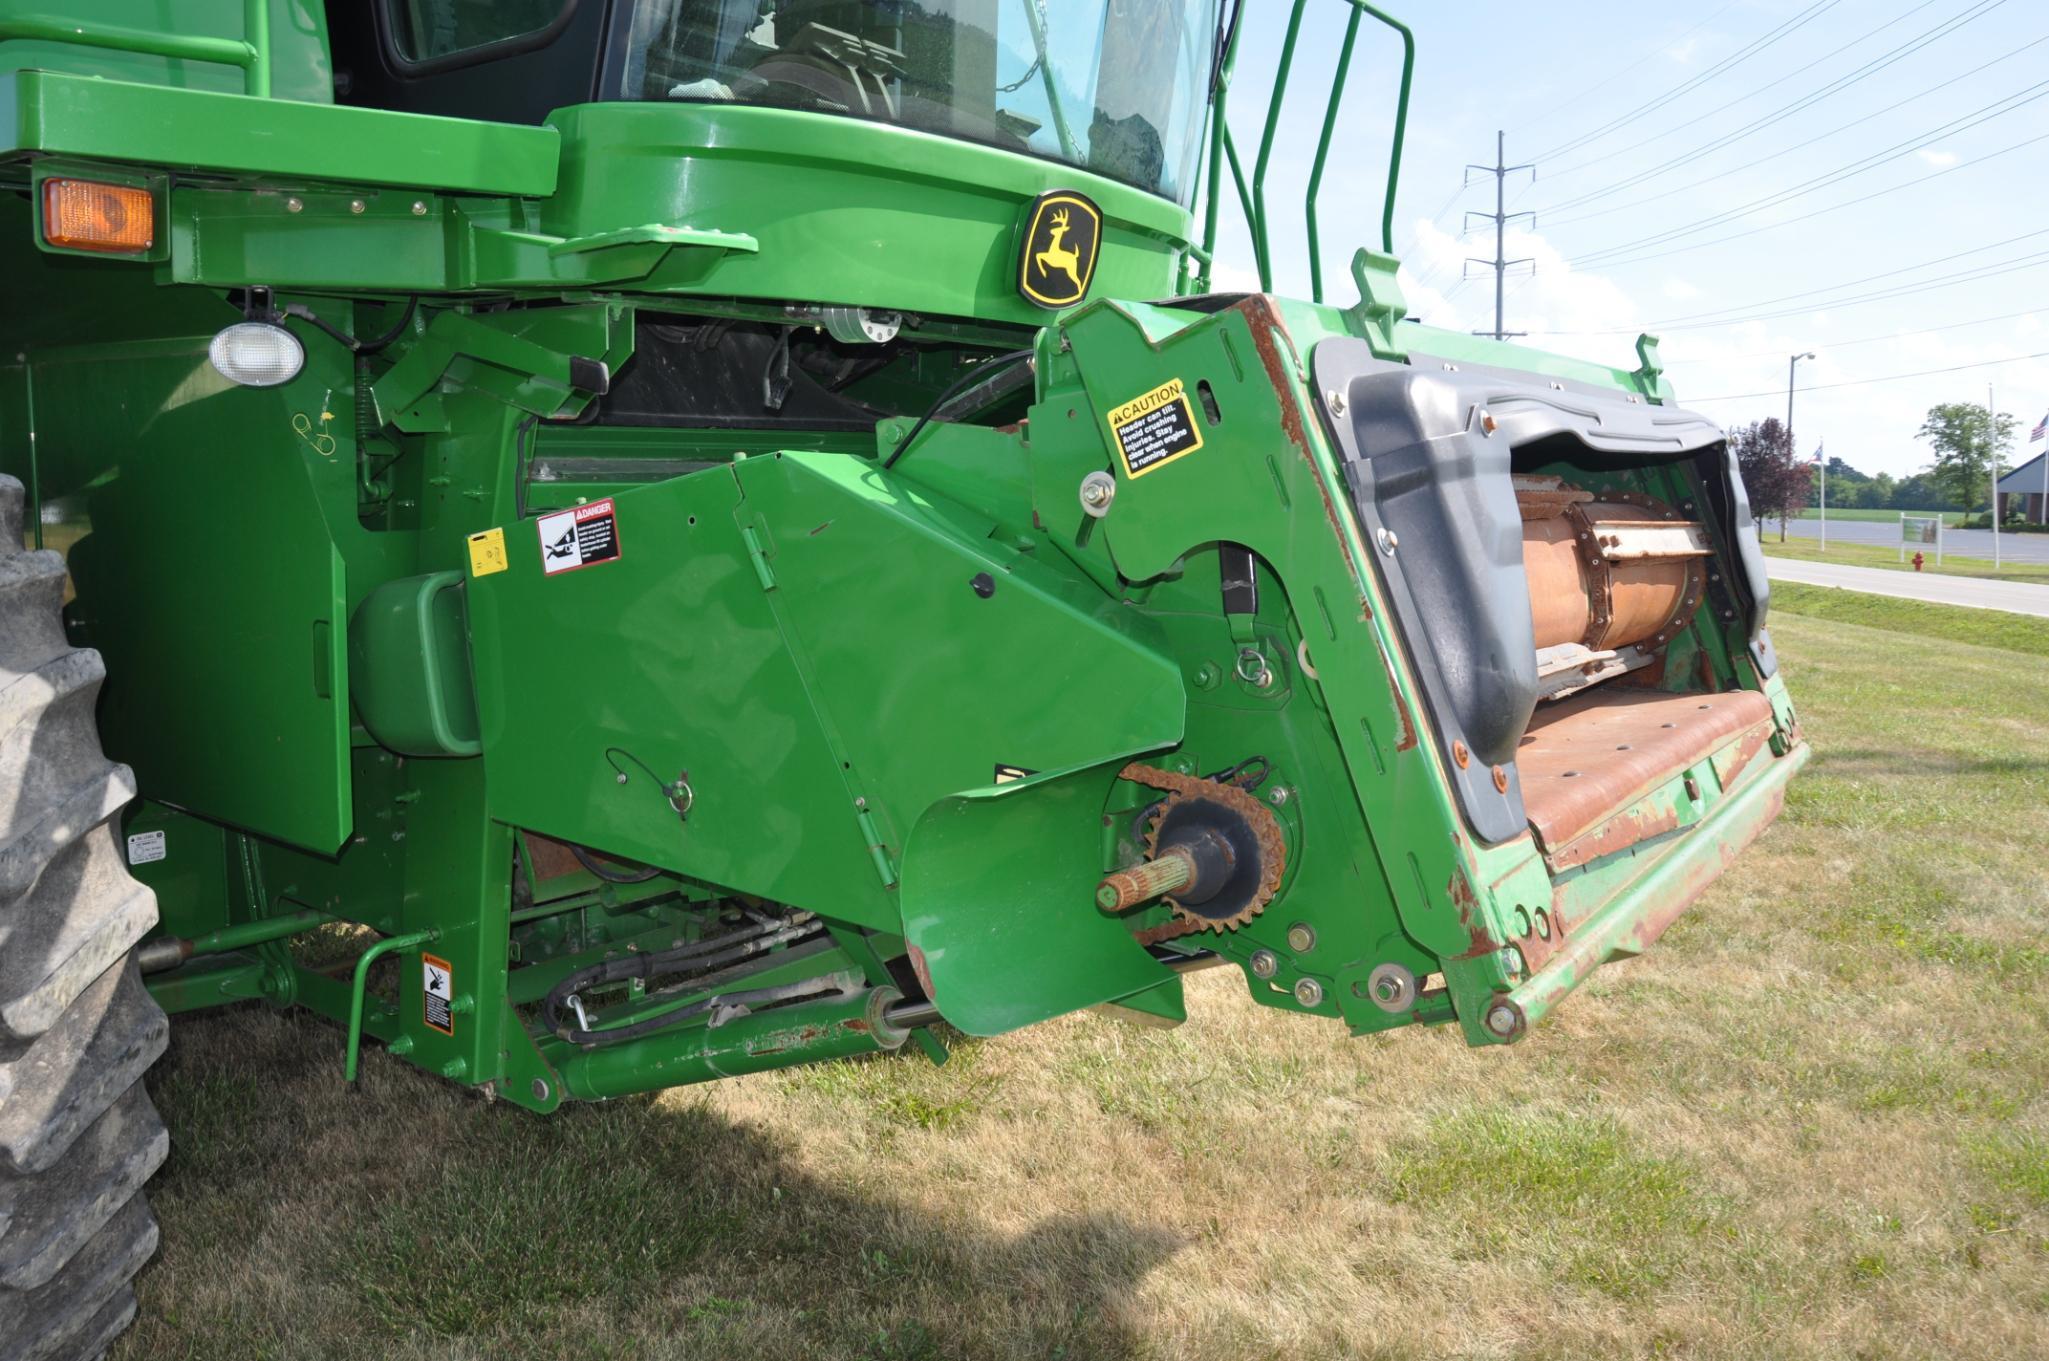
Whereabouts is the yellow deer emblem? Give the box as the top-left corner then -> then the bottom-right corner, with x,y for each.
1033,208 -> 1084,295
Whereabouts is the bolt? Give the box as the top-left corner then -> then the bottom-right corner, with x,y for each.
531,1078 -> 551,1101
1377,527 -> 1398,555
1294,978 -> 1325,1008
349,199 -> 366,215
1452,739 -> 1470,769
1491,765 -> 1509,794
1485,1003 -> 1520,1038
1326,388 -> 1346,416
854,796 -> 867,810
1365,962 -> 1418,1013
1268,785 -> 1293,806
1480,409 -> 1497,435
411,200 -> 428,215
616,772 -> 629,785
1192,663 -> 1219,690
1286,923 -> 1316,953
285,196 -> 303,213
1250,949 -> 1279,980
1078,471 -> 1117,518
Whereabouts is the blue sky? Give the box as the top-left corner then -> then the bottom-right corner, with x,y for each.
1210,0 -> 2049,480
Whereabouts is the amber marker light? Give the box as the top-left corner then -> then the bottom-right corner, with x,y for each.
41,178 -> 155,253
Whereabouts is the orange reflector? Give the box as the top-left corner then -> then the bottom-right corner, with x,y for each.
41,178 -> 154,254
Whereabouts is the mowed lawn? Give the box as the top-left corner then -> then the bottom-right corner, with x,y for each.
118,599 -> 2049,1361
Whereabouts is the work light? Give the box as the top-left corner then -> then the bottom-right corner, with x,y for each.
208,321 -> 305,388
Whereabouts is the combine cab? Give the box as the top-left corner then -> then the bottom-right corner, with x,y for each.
0,0 -> 1804,1348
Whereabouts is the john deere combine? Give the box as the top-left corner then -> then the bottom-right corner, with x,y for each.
0,1 -> 1805,1351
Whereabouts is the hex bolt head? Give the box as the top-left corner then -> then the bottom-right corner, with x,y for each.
1078,470 -> 1117,519
1365,962 -> 1418,1013
349,199 -> 366,215
1286,923 -> 1316,953
411,200 -> 428,215
1294,977 -> 1325,1008
1377,527 -> 1398,555
1250,949 -> 1280,980
1485,1003 -> 1520,1038
1268,785 -> 1293,806
1326,388 -> 1346,416
285,196 -> 304,213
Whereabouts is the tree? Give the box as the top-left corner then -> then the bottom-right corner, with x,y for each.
1730,417 -> 1811,541
1916,402 -> 2015,512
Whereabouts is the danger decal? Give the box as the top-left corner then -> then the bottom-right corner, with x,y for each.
537,499 -> 621,575
423,953 -> 455,1036
1108,378 -> 1204,479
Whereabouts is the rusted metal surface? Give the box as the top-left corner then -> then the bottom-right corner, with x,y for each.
1545,803 -> 1683,873
1519,687 -> 1776,853
523,832 -> 585,883
1504,742 -> 1809,1036
1517,484 -> 1706,661
1120,761 -> 1286,932
1097,850 -> 1196,913
1132,918 -> 1203,947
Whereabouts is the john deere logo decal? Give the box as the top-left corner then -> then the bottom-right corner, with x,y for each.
1018,190 -> 1101,309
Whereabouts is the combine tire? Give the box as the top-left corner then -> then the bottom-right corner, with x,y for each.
0,477 -> 166,1360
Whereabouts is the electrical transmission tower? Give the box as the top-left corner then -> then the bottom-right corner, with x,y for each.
1465,130 -> 1535,341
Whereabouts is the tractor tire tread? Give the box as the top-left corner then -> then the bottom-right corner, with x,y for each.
0,476 -> 164,1358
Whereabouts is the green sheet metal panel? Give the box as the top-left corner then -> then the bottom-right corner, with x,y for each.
467,451 -> 1184,958
0,70 -> 559,195
31,334 -> 352,852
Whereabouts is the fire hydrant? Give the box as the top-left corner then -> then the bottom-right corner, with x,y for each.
1912,551 -> 1925,571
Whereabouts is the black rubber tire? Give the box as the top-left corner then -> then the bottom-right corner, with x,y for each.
0,476 -> 166,1361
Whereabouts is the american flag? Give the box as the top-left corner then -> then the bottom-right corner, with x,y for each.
2031,410 -> 2048,442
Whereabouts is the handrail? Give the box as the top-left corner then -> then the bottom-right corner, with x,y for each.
0,0 -> 269,97
1200,0 -> 1414,302
344,927 -> 439,1083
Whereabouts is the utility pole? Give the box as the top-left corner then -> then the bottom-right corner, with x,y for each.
1465,131 -> 1534,342
1787,352 -> 1815,546
1989,381 -> 2001,569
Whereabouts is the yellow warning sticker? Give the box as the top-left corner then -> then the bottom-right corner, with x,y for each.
467,527 -> 509,577
1107,378 -> 1204,479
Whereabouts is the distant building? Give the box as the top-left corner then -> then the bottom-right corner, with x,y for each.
1997,453 -> 2049,525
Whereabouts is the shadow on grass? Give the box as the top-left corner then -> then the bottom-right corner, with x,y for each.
119,1006 -> 1180,1361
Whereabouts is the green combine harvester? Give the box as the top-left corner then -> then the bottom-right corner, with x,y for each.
0,1 -> 1806,1351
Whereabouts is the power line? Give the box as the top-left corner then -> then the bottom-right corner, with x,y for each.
1547,21 -> 2043,229
1565,77 -> 2049,266
1537,0 -> 2001,211
1683,349 -> 2049,403
1532,244 -> 2049,337
1647,225 -> 2049,326
1529,0 -> 1845,162
1577,122 -> 2049,270
1715,307 -> 2048,358
1518,4 -> 1741,136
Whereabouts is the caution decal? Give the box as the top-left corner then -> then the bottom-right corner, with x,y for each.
423,952 -> 455,1036
467,527 -> 509,577
1107,378 -> 1204,478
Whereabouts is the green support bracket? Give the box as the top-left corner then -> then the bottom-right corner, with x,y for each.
1345,248 -> 1409,360
370,303 -> 635,432
1634,333 -> 1676,405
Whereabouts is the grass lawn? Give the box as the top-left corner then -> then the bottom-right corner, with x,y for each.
1761,534 -> 2049,585
118,597 -> 2049,1361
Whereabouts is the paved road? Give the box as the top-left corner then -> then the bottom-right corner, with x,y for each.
1773,517 -> 2049,564
1765,555 -> 2049,618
